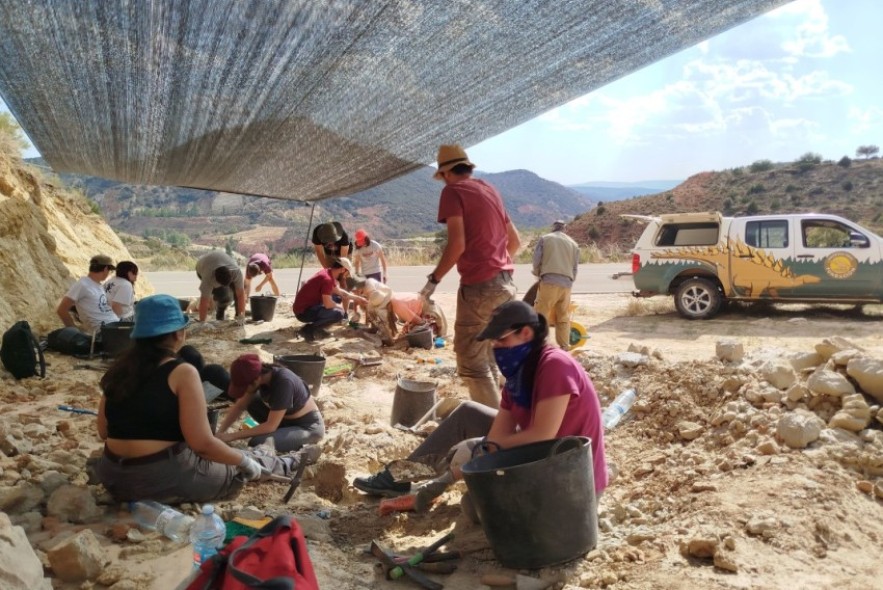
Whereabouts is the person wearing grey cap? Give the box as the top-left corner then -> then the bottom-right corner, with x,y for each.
532,219 -> 580,349
56,254 -> 120,332
352,300 -> 607,511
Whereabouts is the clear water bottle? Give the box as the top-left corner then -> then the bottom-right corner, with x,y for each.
128,500 -> 194,542
602,388 -> 637,430
189,504 -> 226,569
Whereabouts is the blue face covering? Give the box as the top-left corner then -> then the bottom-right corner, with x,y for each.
493,341 -> 533,408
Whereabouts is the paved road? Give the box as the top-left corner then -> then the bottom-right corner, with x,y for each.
146,263 -> 635,297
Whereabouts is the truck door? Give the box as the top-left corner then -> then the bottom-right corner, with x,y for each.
728,217 -> 802,298
793,217 -> 883,298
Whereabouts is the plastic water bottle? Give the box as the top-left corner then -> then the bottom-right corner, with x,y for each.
128,500 -> 194,542
602,388 -> 637,430
189,504 -> 227,569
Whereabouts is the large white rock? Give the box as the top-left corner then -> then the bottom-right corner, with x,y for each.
777,410 -> 823,449
762,361 -> 796,390
807,369 -> 855,398
789,352 -> 823,372
716,339 -> 744,363
47,485 -> 103,523
46,529 -> 108,582
0,513 -> 52,590
846,357 -> 883,403
828,394 -> 872,432
815,337 -> 863,360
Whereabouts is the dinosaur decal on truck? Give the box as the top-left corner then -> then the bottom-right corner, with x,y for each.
650,238 -> 821,297
629,212 -> 883,319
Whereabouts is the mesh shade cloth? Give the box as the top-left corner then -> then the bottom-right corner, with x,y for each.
0,0 -> 791,201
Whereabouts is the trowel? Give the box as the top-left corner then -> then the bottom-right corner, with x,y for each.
479,573 -> 553,590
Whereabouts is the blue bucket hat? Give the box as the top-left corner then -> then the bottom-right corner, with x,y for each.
131,294 -> 190,339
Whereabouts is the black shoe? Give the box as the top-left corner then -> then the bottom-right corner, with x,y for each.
300,325 -> 315,341
353,467 -> 411,497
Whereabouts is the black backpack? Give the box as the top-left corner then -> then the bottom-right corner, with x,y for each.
1,321 -> 46,379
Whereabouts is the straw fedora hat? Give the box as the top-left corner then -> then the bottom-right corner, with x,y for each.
433,144 -> 475,179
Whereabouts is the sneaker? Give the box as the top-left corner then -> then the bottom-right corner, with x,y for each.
353,467 -> 411,497
299,325 -> 315,341
313,327 -> 332,340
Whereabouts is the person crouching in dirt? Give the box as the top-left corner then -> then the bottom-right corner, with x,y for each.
214,354 -> 325,452
244,253 -> 281,296
350,276 -> 428,344
352,300 -> 607,513
95,295 -> 315,504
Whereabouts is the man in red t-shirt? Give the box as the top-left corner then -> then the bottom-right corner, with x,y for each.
419,145 -> 521,408
292,261 -> 350,341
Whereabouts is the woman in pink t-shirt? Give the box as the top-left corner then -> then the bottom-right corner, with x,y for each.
353,301 -> 607,509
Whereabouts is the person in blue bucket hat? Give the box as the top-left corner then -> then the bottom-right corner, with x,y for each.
95,294 -> 307,504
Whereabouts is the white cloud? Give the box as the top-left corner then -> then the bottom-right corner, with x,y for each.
848,105 -> 883,134
773,0 -> 850,58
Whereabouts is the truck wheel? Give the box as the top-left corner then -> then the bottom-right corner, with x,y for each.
674,278 -> 722,320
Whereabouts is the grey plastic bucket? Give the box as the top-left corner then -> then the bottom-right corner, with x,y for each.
275,354 -> 326,397
250,296 -> 278,322
461,436 -> 598,569
390,379 -> 436,427
406,325 -> 433,350
101,322 -> 134,357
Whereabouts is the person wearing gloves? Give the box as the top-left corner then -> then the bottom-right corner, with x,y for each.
244,253 -> 281,296
95,295 -> 299,504
352,301 -> 607,514
195,251 -> 246,324
104,260 -> 139,321
292,258 -> 365,341
420,144 -> 520,409
351,276 -> 427,344
352,228 -> 388,283
311,221 -> 351,269
215,354 -> 325,453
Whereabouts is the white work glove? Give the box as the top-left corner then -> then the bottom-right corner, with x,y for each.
446,437 -> 485,471
237,454 -> 263,481
419,280 -> 437,300
234,314 -> 246,327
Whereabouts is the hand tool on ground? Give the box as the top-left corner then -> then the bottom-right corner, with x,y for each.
388,532 -> 454,580
370,541 -> 443,590
57,405 -> 98,416
479,573 -> 553,590
259,456 -> 309,503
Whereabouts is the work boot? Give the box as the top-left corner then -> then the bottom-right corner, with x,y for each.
299,325 -> 315,341
353,467 -> 411,497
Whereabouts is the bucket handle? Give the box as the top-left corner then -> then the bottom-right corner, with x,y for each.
549,436 -> 584,457
470,438 -> 502,458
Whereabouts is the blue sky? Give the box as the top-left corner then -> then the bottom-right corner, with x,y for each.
2,0 -> 879,187
470,0 -> 882,184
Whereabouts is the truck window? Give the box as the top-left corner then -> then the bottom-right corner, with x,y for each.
655,222 -> 719,247
745,220 -> 788,248
802,220 -> 857,248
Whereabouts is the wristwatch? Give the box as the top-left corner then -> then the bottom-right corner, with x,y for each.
427,273 -> 439,284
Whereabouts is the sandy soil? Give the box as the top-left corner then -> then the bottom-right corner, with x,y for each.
3,294 -> 883,590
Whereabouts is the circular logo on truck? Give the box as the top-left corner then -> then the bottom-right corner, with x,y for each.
824,252 -> 858,279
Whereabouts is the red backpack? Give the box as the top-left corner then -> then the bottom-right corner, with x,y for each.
185,515 -> 319,590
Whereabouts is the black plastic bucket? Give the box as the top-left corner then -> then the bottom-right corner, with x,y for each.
101,322 -> 134,357
461,436 -> 597,568
390,379 -> 436,427
406,325 -> 433,350
275,354 -> 326,397
250,296 -> 278,322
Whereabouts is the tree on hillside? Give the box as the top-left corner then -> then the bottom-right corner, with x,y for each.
856,145 -> 879,159
0,112 -> 28,153
795,152 -> 821,173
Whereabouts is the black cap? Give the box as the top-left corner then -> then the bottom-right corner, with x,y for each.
476,301 -> 540,341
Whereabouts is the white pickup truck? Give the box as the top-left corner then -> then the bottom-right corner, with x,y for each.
629,212 -> 883,319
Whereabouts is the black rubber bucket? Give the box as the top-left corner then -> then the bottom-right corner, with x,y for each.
461,436 -> 597,569
390,379 -> 436,427
250,296 -> 278,322
101,322 -> 134,357
275,354 -> 326,397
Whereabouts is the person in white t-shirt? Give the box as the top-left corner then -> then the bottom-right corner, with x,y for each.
104,261 -> 139,321
352,229 -> 388,283
56,254 -> 120,332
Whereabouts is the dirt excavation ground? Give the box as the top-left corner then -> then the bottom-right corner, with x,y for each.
2,292 -> 883,590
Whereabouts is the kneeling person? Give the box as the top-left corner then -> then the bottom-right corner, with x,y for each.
216,354 -> 325,452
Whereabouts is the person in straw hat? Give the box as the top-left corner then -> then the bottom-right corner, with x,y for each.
419,144 -> 520,409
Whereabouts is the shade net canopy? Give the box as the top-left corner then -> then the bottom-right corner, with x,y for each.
0,0 -> 792,202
